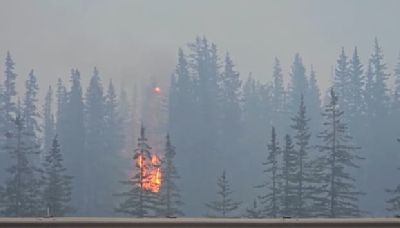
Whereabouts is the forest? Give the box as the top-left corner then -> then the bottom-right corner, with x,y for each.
0,36 -> 399,218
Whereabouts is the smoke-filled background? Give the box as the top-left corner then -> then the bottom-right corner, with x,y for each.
0,0 -> 400,219
0,0 -> 399,90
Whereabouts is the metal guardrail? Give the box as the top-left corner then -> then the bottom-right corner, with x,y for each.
0,218 -> 399,228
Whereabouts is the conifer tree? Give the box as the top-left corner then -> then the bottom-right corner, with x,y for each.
288,54 -> 308,116
43,86 -> 55,154
0,52 -> 18,181
348,47 -> 365,123
307,66 -> 322,137
63,69 -> 85,214
257,127 -> 280,218
3,52 -> 17,127
115,125 -> 158,217
246,200 -> 263,218
219,53 -> 242,169
159,134 -> 183,217
370,38 -> 390,117
42,135 -> 73,216
206,170 -> 241,217
333,48 -> 350,115
291,95 -> 313,217
1,104 -> 42,217
317,89 -> 363,217
281,134 -> 297,217
271,57 -> 286,131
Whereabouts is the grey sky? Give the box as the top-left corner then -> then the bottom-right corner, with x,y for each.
0,0 -> 399,96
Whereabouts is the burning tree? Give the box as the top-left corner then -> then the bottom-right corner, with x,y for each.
115,125 -> 160,217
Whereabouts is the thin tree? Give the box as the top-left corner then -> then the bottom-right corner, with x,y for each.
42,135 -> 73,216
257,127 -> 280,218
206,170 -> 241,217
280,134 -> 297,217
159,134 -> 183,217
317,88 -> 363,217
291,95 -> 312,217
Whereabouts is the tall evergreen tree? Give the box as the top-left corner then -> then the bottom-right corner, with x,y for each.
348,47 -> 365,123
333,48 -> 350,115
1,104 -> 42,217
0,52 -> 18,181
280,134 -> 297,217
370,38 -> 390,117
271,57 -> 286,132
291,95 -> 313,217
3,52 -> 17,127
307,65 -> 322,137
63,69 -> 85,215
257,127 -> 280,218
43,86 -> 55,154
42,135 -> 73,216
206,170 -> 241,218
115,125 -> 158,217
159,134 -> 183,217
288,54 -> 308,115
317,89 -> 363,217
219,53 -> 242,170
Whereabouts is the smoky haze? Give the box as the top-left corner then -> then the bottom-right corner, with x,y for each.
0,0 -> 400,219
0,0 -> 399,91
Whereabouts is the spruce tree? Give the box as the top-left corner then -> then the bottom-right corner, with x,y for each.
291,95 -> 313,217
159,134 -> 183,217
257,127 -> 280,218
219,53 -> 242,172
1,52 -> 18,182
115,125 -> 158,217
83,67 -> 106,215
333,48 -> 350,115
43,86 -> 55,154
348,47 -> 365,123
246,200 -> 263,218
280,134 -> 297,217
206,170 -> 241,218
370,38 -> 390,117
307,65 -> 322,137
42,135 -> 73,216
63,69 -> 85,215
317,89 -> 363,217
1,104 -> 42,217
271,57 -> 286,132
288,53 -> 308,115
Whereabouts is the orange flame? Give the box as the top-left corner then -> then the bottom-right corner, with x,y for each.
135,153 -> 162,193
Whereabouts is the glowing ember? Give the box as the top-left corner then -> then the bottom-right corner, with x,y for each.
135,153 -> 162,193
153,86 -> 161,94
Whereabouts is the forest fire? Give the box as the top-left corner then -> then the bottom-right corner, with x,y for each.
136,153 -> 162,193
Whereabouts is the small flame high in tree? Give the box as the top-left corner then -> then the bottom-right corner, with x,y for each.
206,170 -> 241,218
115,125 -> 159,217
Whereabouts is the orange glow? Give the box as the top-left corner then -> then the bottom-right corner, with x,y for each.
135,153 -> 162,193
153,86 -> 161,94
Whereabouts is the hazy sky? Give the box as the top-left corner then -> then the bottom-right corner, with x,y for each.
0,0 -> 399,96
